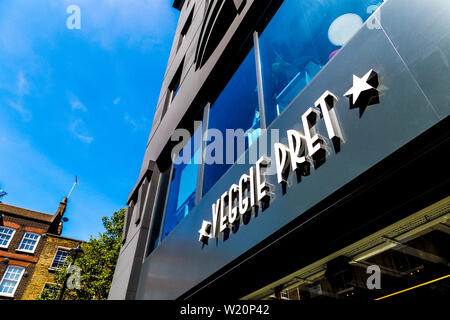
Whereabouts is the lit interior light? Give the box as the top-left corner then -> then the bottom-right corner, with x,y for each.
328,13 -> 363,46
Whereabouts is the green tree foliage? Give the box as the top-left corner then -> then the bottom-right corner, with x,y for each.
38,208 -> 125,300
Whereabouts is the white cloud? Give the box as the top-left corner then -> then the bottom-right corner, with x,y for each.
69,118 -> 94,144
17,71 -> 29,95
76,134 -> 94,144
5,71 -> 32,121
124,113 -> 137,128
59,0 -> 176,51
70,97 -> 87,112
0,0 -> 177,65
8,101 -> 32,122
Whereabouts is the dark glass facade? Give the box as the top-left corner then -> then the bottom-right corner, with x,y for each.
202,48 -> 260,196
260,0 -> 383,125
161,126 -> 202,240
161,0 -> 385,241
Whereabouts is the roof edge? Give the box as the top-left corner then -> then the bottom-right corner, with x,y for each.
0,203 -> 53,222
46,233 -> 85,243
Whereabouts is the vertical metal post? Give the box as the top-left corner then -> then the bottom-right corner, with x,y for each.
195,103 -> 210,205
158,164 -> 175,243
134,183 -> 143,225
253,31 -> 267,129
135,177 -> 150,225
143,171 -> 163,258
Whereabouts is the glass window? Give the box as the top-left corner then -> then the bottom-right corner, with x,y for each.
280,290 -> 290,299
146,167 -> 172,255
18,232 -> 40,253
51,249 -> 69,269
202,48 -> 260,196
0,265 -> 25,296
259,0 -> 384,126
250,200 -> 450,301
263,226 -> 450,301
42,283 -> 59,297
161,61 -> 184,119
0,227 -> 15,248
161,127 -> 202,240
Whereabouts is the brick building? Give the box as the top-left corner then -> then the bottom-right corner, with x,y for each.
0,198 -> 82,300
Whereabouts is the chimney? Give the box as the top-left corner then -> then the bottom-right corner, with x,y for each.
57,197 -> 68,216
49,197 -> 68,235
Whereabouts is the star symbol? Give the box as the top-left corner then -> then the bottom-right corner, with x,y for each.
198,220 -> 212,244
344,69 -> 379,105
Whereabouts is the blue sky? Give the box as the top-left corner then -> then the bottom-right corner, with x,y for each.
0,0 -> 179,240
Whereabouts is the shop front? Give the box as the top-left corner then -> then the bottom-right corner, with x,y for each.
113,0 -> 450,301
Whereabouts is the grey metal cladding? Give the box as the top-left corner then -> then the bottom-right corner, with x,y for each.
194,0 -> 242,70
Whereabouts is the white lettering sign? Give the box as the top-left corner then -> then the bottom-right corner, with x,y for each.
199,70 -> 379,244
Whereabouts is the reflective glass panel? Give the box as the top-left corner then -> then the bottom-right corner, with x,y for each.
251,199 -> 450,302
202,48 -> 260,196
260,0 -> 384,125
262,224 -> 450,301
161,127 -> 202,240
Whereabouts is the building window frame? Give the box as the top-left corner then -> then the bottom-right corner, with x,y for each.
17,232 -> 41,254
281,289 -> 290,300
159,120 -> 203,241
145,166 -> 172,257
41,282 -> 60,295
0,226 -> 16,249
49,247 -> 71,270
145,103 -> 208,256
194,102 -> 210,204
201,39 -> 262,197
253,31 -> 267,130
0,265 -> 25,297
40,282 -> 61,299
254,0 -> 384,127
161,59 -> 185,119
146,24 -> 272,254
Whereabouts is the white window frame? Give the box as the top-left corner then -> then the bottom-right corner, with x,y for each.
0,265 -> 25,297
281,289 -> 290,300
16,232 -> 41,254
49,247 -> 70,270
0,226 -> 16,249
